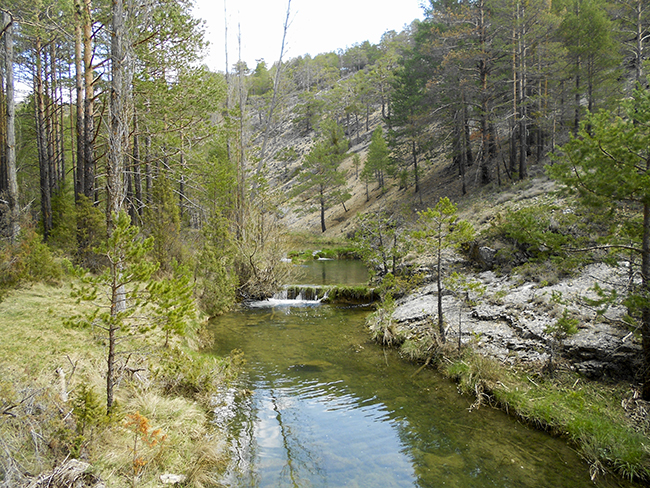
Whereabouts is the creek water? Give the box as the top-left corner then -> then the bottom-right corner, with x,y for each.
209,260 -> 637,488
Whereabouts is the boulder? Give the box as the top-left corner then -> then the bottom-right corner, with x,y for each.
161,473 -> 187,485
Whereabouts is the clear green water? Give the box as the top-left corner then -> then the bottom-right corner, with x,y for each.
292,258 -> 369,286
208,262 -> 638,488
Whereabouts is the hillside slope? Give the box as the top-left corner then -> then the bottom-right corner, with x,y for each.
260,103 -> 552,238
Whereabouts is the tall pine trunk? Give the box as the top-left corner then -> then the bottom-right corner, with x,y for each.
320,186 -> 326,233
639,156 -> 650,400
478,0 -> 491,185
107,0 -> 128,227
74,0 -> 85,200
411,140 -> 419,196
35,38 -> 52,240
458,113 -> 467,195
83,0 -> 95,199
132,115 -> 142,221
1,58 -> 5,196
3,12 -> 19,241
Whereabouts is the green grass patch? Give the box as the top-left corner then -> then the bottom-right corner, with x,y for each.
279,284 -> 377,304
321,285 -> 377,304
0,282 -> 100,368
284,233 -> 361,262
440,349 -> 650,482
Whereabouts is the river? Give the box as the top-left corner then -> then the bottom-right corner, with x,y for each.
208,260 -> 637,487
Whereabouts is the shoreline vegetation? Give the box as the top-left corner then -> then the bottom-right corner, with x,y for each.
4,0 -> 650,484
0,279 -> 242,488
366,287 -> 650,484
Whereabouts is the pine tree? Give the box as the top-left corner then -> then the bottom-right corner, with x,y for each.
293,119 -> 350,232
548,88 -> 650,400
413,197 -> 475,343
364,127 -> 392,191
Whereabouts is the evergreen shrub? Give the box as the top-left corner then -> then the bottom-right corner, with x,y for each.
0,226 -> 63,299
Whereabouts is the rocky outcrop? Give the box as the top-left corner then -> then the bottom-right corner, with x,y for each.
391,263 -> 643,381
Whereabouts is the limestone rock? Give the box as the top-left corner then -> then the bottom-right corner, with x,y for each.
391,262 -> 642,379
161,473 -> 187,485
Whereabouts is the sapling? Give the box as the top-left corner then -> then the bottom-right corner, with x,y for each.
354,209 -> 409,277
544,291 -> 579,375
445,272 -> 486,353
68,211 -> 196,413
124,412 -> 166,487
413,197 -> 475,343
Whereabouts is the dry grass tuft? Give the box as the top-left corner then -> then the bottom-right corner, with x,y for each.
0,282 -> 232,487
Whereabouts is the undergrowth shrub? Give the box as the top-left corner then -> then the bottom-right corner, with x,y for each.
75,195 -> 107,271
153,347 -> 243,405
145,175 -> 183,273
484,201 -> 594,275
0,227 -> 63,299
367,294 -> 403,346
400,333 -> 438,362
376,271 -> 424,299
195,244 -> 237,317
72,383 -> 106,450
49,184 -> 78,255
443,349 -> 504,398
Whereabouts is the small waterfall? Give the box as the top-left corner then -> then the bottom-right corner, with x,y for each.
282,285 -> 329,302
248,286 -> 329,308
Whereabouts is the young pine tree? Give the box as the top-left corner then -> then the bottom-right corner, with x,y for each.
413,198 -> 474,343
293,119 -> 350,232
364,127 -> 392,191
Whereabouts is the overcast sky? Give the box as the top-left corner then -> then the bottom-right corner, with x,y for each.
191,0 -> 425,72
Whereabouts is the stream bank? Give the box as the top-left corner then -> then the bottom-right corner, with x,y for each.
378,260 -> 650,482
390,262 -> 641,379
207,259 -> 645,487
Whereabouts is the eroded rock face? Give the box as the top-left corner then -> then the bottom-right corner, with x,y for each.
391,263 -> 643,381
565,323 -> 641,379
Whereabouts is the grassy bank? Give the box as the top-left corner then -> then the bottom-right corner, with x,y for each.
367,307 -> 650,483
443,350 -> 650,482
0,282 -> 240,487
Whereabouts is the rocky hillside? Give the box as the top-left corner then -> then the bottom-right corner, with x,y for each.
257,106 -> 489,237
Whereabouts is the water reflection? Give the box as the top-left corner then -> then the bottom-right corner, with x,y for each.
293,259 -> 369,286
218,367 -> 416,487
210,301 -> 640,488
